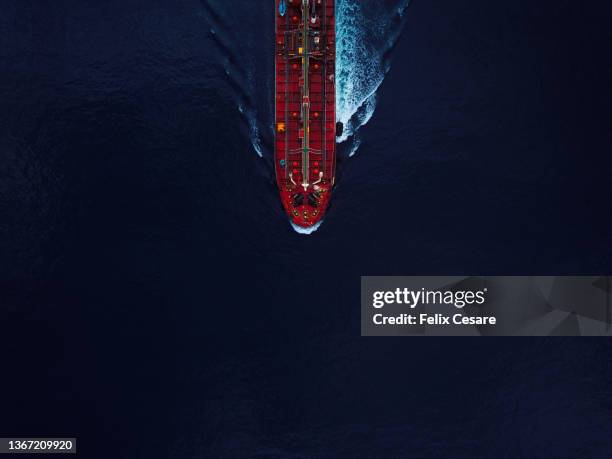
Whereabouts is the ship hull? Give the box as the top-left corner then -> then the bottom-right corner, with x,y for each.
275,0 -> 336,229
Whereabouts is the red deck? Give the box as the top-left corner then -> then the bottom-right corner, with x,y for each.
275,0 -> 336,228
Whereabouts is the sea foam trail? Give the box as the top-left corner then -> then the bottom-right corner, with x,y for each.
201,0 -> 274,159
336,0 -> 410,154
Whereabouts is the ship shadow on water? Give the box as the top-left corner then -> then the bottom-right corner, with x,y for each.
199,0 -> 411,232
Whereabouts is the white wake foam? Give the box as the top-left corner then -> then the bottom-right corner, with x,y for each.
291,220 -> 324,235
336,0 -> 410,150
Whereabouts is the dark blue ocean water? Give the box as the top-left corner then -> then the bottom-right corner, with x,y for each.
2,0 -> 612,457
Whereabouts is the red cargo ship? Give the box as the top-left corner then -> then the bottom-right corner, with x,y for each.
275,0 -> 336,230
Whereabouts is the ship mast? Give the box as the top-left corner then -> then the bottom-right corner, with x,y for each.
301,0 -> 310,190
